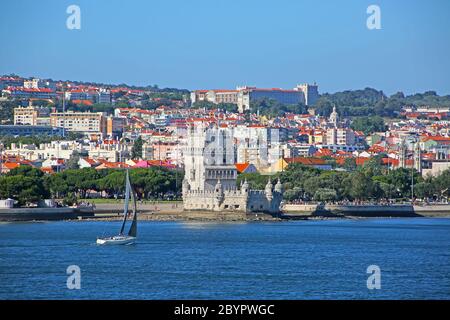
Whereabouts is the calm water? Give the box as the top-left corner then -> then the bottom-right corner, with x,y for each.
0,218 -> 449,299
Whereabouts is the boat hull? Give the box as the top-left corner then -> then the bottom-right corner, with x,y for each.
96,236 -> 136,245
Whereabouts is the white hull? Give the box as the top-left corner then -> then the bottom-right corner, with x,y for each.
96,235 -> 136,245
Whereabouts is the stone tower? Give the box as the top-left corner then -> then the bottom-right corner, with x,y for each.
184,122 -> 237,192
182,121 -> 284,213
414,142 -> 422,173
398,139 -> 407,168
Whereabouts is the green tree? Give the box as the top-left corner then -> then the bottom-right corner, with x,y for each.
98,171 -> 126,198
343,172 -> 378,200
131,137 -> 144,159
7,165 -> 44,178
314,188 -> 337,202
0,174 -> 49,205
432,169 -> 450,201
343,158 -> 357,171
350,116 -> 386,135
283,187 -> 302,202
236,173 -> 272,190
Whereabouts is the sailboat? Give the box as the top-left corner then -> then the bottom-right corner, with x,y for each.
96,169 -> 137,245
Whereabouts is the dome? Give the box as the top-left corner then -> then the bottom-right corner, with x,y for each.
265,178 -> 273,193
275,178 -> 283,193
241,179 -> 249,192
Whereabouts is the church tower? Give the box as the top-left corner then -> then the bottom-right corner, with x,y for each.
329,105 -> 339,128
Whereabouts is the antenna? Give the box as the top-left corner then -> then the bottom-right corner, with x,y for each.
62,84 -> 66,138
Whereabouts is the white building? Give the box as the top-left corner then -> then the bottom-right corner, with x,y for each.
14,105 -> 50,125
50,111 -> 106,136
5,141 -> 83,161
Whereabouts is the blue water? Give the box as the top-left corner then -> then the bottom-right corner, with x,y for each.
0,218 -> 449,299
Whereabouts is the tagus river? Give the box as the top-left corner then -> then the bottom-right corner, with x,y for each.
1,218 -> 449,299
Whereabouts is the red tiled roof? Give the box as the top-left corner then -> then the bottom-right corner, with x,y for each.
3,162 -> 20,169
82,157 -> 98,165
72,99 -> 93,106
314,148 -> 333,157
235,163 -> 250,173
425,136 -> 450,142
355,157 -> 370,166
41,167 -> 55,174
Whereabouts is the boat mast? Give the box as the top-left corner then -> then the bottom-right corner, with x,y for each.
119,169 -> 131,235
128,173 -> 138,237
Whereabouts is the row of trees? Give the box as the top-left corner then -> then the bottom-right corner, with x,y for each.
350,116 -> 387,135
315,88 -> 450,118
249,99 -> 308,118
192,101 -> 239,113
0,166 -> 182,206
238,159 -> 450,203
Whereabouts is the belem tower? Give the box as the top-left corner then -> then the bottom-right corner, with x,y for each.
182,122 -> 283,213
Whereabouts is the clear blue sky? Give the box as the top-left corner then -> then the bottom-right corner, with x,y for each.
1,0 -> 449,95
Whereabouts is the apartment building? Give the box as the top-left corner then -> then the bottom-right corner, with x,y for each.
14,106 -> 51,125
95,89 -> 112,104
0,77 -> 23,89
5,87 -> 56,100
4,141 -> 82,161
106,116 -> 126,138
325,128 -> 356,145
50,111 -> 106,135
23,78 -> 56,90
151,141 -> 179,161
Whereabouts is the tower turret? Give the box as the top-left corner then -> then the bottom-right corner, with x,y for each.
182,177 -> 190,196
241,178 -> 249,194
214,179 -> 224,207
265,178 -> 273,201
274,178 -> 283,194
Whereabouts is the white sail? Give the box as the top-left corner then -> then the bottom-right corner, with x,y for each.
97,169 -> 137,245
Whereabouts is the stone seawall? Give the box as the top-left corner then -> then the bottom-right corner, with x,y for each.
0,207 -> 94,221
91,203 -> 278,221
282,203 -> 450,218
